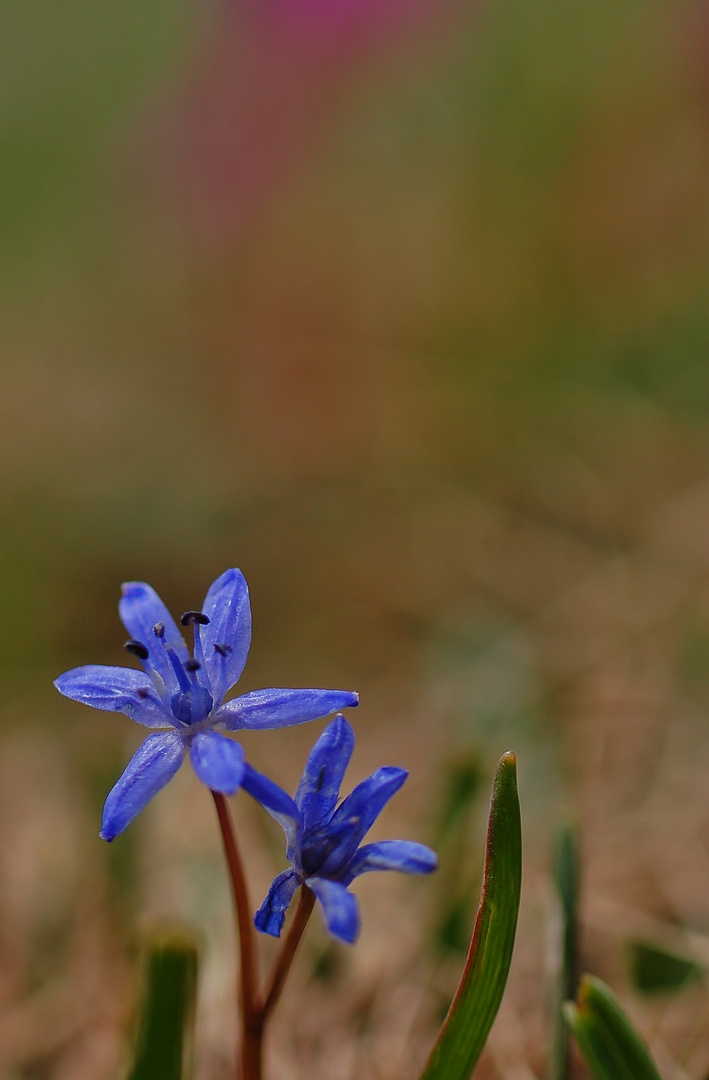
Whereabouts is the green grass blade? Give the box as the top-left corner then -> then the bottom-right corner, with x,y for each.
126,927 -> 199,1080
419,751 -> 522,1080
548,820 -> 580,1080
564,975 -> 664,1080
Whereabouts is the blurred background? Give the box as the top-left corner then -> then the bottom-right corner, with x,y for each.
5,0 -> 709,1075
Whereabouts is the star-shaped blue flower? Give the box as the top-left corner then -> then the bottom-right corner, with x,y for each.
54,569 -> 358,841
252,714 -> 437,944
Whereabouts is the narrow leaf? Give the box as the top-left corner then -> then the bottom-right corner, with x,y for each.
126,927 -> 199,1080
419,751 -> 522,1080
547,820 -> 580,1080
564,974 -> 664,1080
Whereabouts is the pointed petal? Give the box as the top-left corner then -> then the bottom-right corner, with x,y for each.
217,688 -> 359,730
306,877 -> 360,944
328,767 -> 408,851
119,582 -> 188,691
343,840 -> 438,885
310,769 -> 409,880
189,731 -> 245,793
200,569 -> 252,704
254,869 -> 300,937
295,715 -> 355,832
54,665 -> 172,727
100,731 -> 187,841
240,763 -> 301,860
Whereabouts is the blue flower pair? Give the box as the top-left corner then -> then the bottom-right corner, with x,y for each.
55,569 -> 436,941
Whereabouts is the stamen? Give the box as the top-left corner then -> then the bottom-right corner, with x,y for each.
124,639 -> 149,660
166,647 -> 191,694
181,610 -> 210,626
183,612 -> 208,677
214,642 -> 233,657
151,612 -> 212,723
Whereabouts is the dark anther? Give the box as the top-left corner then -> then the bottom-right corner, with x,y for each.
124,639 -> 149,660
185,659 -> 201,673
181,610 -> 210,626
137,688 -> 151,699
153,622 -> 165,639
214,642 -> 233,657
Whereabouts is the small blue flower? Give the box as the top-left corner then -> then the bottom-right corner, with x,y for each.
54,569 -> 358,841
252,714 -> 437,944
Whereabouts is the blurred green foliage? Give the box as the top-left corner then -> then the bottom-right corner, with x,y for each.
565,975 -> 665,1080
127,928 -> 198,1080
548,821 -> 580,1080
628,941 -> 703,996
0,0 -> 193,257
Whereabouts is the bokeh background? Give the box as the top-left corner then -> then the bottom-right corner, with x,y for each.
6,0 -> 709,1076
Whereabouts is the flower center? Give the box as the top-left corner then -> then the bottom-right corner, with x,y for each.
300,820 -> 355,878
171,690 -> 213,725
154,615 -> 214,725
300,834 -> 335,876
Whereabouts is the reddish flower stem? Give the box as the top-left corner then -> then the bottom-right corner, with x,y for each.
211,791 -> 263,1080
258,885 -> 316,1024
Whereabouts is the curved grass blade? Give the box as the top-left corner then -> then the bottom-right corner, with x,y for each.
126,927 -> 199,1080
419,751 -> 522,1080
564,974 -> 664,1080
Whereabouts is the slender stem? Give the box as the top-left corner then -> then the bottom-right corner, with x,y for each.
258,885 -> 316,1024
211,791 -> 263,1080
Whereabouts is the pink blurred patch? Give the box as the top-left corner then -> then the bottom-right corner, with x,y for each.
163,0 -> 466,239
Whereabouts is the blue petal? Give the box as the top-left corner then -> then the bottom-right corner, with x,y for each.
306,877 -> 360,944
119,582 -> 188,692
217,688 -> 359,730
189,731 -> 245,793
343,840 -> 438,885
100,731 -> 187,841
200,569 -> 252,704
254,869 -> 300,937
328,768 -> 406,851
295,715 -> 354,833
240,763 -> 301,861
54,666 -> 172,727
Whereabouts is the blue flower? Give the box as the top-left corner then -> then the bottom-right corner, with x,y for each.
252,714 -> 437,944
54,569 -> 358,841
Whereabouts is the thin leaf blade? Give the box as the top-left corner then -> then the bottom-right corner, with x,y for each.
126,927 -> 199,1080
564,974 -> 664,1080
548,820 -> 580,1080
419,750 -> 522,1080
